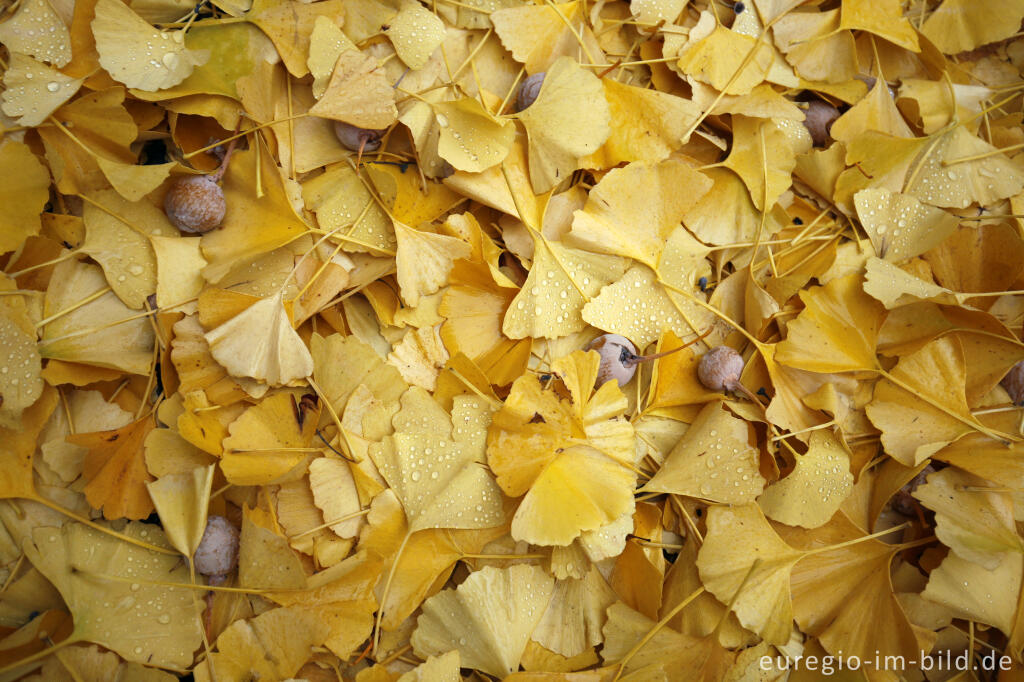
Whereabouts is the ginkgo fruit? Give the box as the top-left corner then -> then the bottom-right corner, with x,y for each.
516,72 -> 546,111
194,515 -> 240,581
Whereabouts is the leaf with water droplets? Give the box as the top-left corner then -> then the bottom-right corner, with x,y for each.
757,430 -> 853,528
433,97 -> 515,173
0,53 -> 83,127
514,57 -> 611,193
394,221 -> 472,307
411,564 -> 555,677
23,522 -> 204,670
370,388 -> 505,532
854,188 -> 959,262
386,6 -> 445,70
921,548 -> 1021,636
913,467 -> 1024,569
0,139 -> 51,255
308,49 -> 397,129
92,0 -> 207,91
307,15 -> 358,98
643,401 -> 765,504
0,0 -> 71,67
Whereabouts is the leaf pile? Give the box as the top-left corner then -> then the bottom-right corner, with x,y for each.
3,0 -> 1024,679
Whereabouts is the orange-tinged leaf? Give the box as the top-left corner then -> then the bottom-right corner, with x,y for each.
73,416 -> 157,520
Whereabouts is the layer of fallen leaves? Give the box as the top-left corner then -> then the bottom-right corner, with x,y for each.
2,0 -> 1024,679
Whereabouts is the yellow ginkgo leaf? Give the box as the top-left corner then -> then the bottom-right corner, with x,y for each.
39,260 -> 156,376
1,53 -> 83,127
862,256 -> 958,309
311,332 -> 408,416
197,607 -> 328,682
866,336 -> 982,466
491,1 -> 603,74
411,564 -> 555,678
503,237 -> 626,340
643,402 -> 765,504
568,159 -> 712,268
0,139 -> 50,255
79,189 -> 170,309
387,6 -> 445,70
829,77 -> 914,145
722,115 -> 795,211
0,0 -> 71,66
696,504 -> 803,645
514,57 -> 611,194
398,651 -> 461,682
387,325 -> 449,391
533,566 -> 616,657
246,0 -> 343,77
92,0 -> 207,91
205,292 -> 315,386
0,312 -> 43,431
221,391 -> 319,485
370,388 -> 505,532
145,465 -> 215,557
854,188 -> 959,262
920,0 -> 1024,54
775,273 -> 885,373
913,467 -> 1024,569
394,221 -> 472,307
309,456 -> 363,538
239,505 -> 307,589
757,430 -> 853,528
308,49 -> 397,129
94,156 -> 177,202
307,16 -> 358,98
772,10 -> 857,84
905,126 -> 1024,209
302,162 -> 394,254
487,351 -> 636,546
581,79 -> 701,168
152,235 -> 207,312
922,549 -> 1021,636
678,25 -> 773,96
433,98 -> 515,173
838,0 -> 919,51
23,522 -> 204,670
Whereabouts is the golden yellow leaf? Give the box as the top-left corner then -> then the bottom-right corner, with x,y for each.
0,0 -> 71,66
491,1 -> 603,74
387,6 -> 445,70
145,465 -> 215,557
0,140 -> 51,255
308,49 -> 397,129
920,0 -> 1024,54
0,53 -> 83,127
220,391 -> 319,485
757,430 -> 853,528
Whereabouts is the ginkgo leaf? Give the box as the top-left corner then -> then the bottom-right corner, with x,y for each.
514,57 -> 611,193
757,430 -> 853,528
0,0 -> 71,67
862,256 -> 959,309
0,140 -> 51,254
922,550 -> 1021,636
301,162 -> 394,254
152,235 -> 207,312
775,273 -> 885,373
370,388 -> 505,532
0,386 -> 57,501
308,49 -> 397,129
309,456 -> 363,538
245,0 -> 343,77
913,467 -> 1024,569
239,505 -> 307,589
866,336 -> 982,466
1,53 -> 83,127
387,6 -> 445,70
772,10 -> 857,84
905,126 -> 1024,209
398,651 -> 461,682
0,313 -> 44,430
220,392 -> 319,485
311,332 -> 408,415
92,0 -> 207,91
696,504 -> 804,645
433,98 -> 515,173
205,292 -> 314,386
779,513 -> 919,661
411,564 -> 555,677
533,566 -> 616,657
487,351 -> 636,546
198,607 -> 328,682
491,1 -> 603,74
145,465 -> 215,557
854,188 -> 958,262
568,160 -> 711,268
387,325 -> 449,391
838,0 -> 918,51
643,402 -> 765,504
678,25 -> 773,96
722,115 -> 795,211
307,16 -> 358,98
79,189 -> 169,309
394,221 -> 472,307
920,0 -> 1024,54
71,416 -> 156,520
24,522 -> 204,670
581,80 -> 702,168
503,237 -> 626,340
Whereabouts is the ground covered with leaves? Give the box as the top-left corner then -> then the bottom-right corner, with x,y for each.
2,0 -> 1024,679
